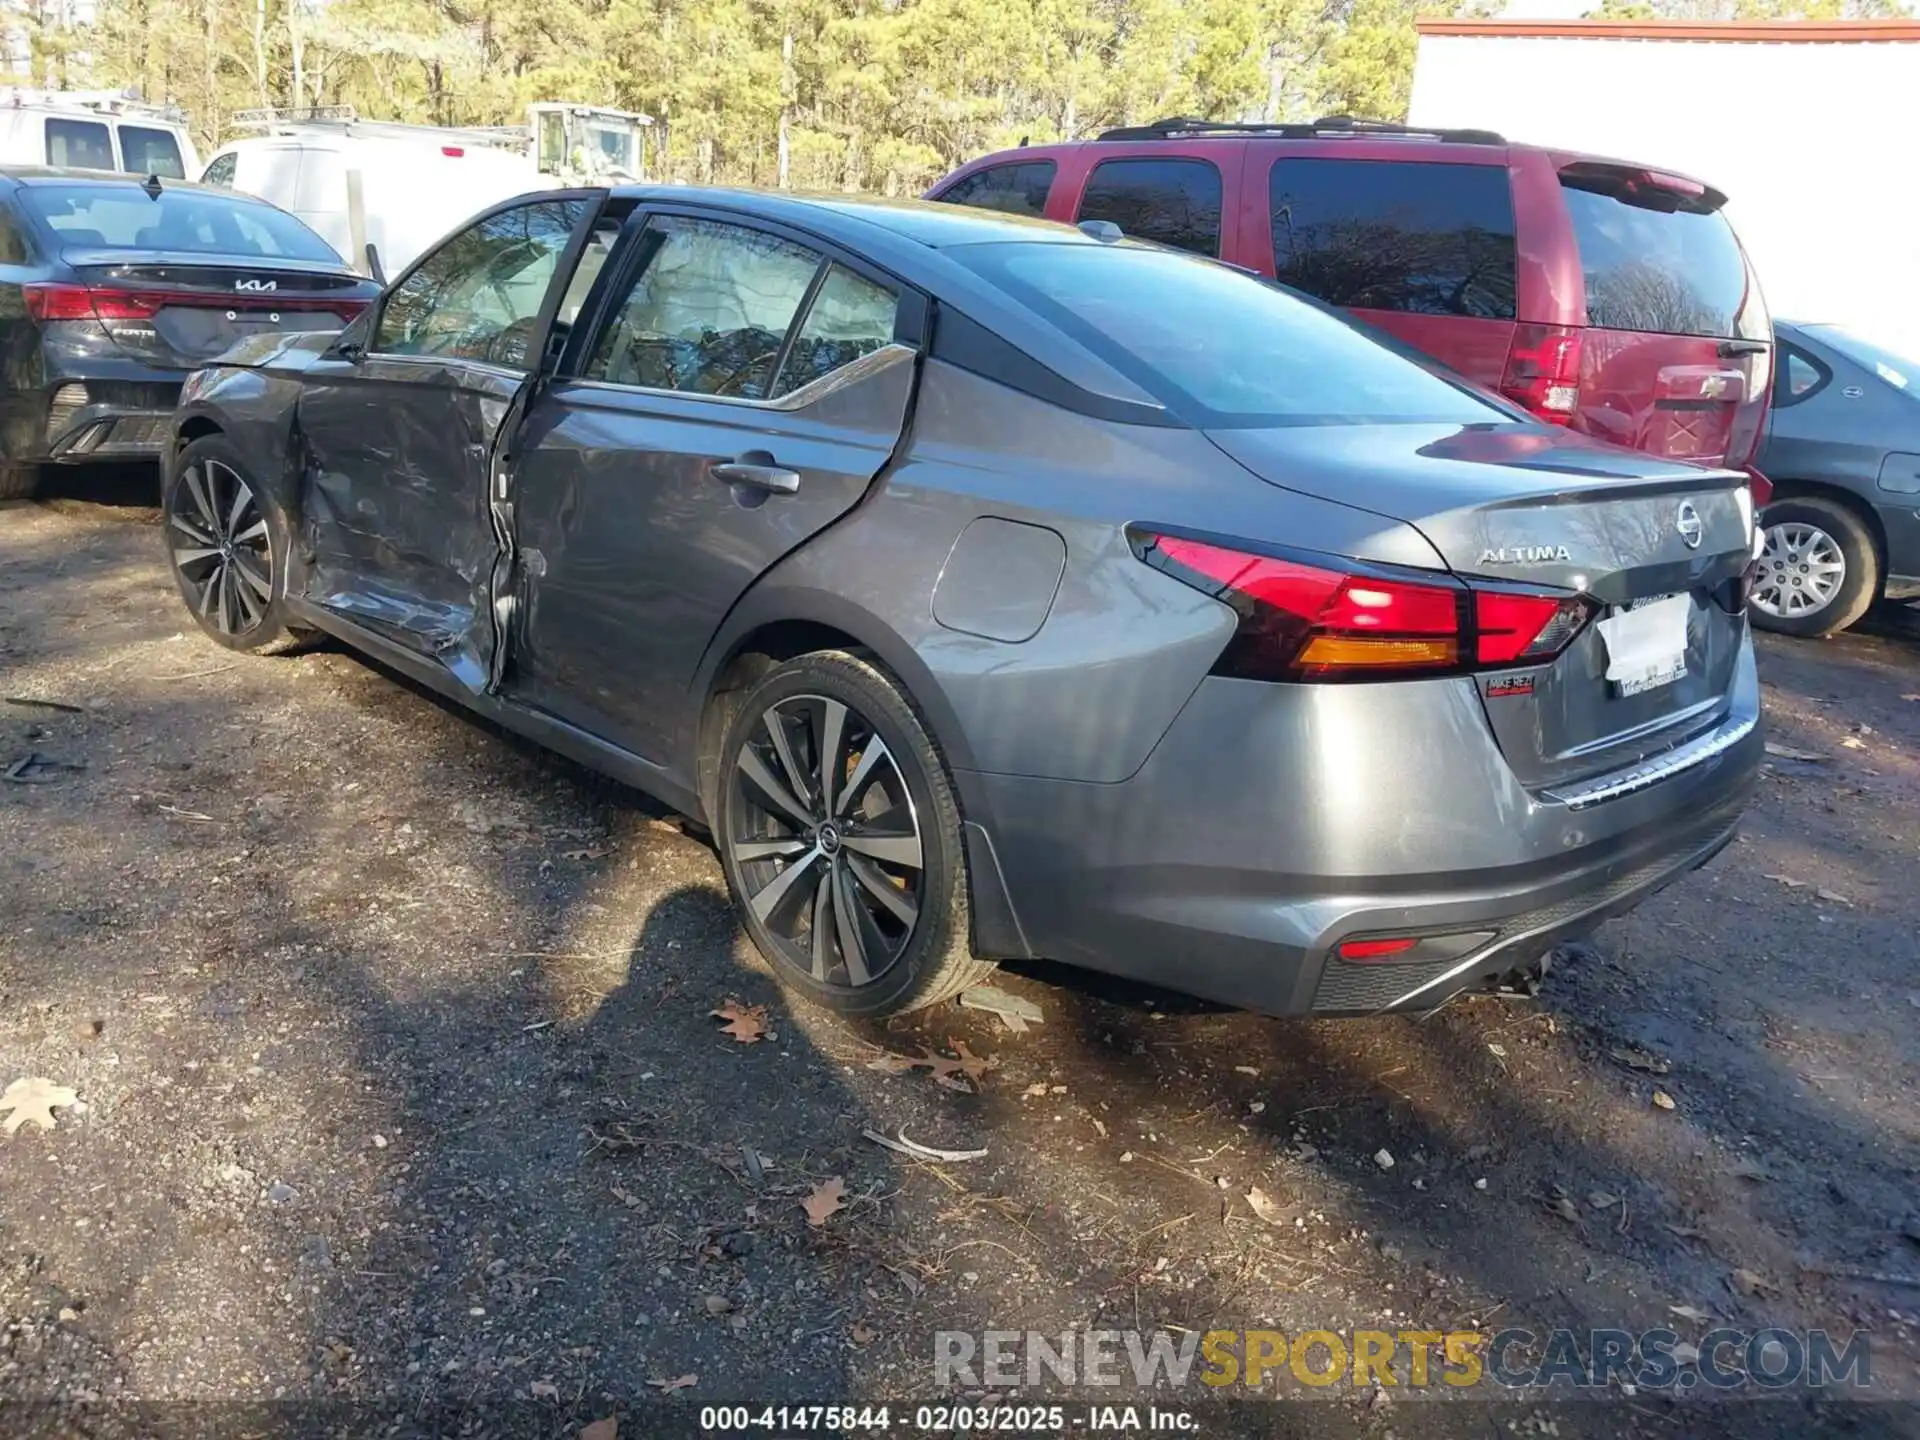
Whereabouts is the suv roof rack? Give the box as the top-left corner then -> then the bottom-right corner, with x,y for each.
1095,115 -> 1507,146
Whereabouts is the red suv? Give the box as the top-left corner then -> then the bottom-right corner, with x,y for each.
928,118 -> 1774,487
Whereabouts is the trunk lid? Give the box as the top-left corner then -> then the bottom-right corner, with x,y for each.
1557,162 -> 1772,470
65,249 -> 369,365
1206,421 -> 1754,787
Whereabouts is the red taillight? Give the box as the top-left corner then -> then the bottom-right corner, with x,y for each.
1140,532 -> 1595,682
441,146 -> 465,157
23,282 -> 163,323
1746,466 -> 1773,509
1501,323 -> 1582,425
331,298 -> 370,322
1337,937 -> 1418,962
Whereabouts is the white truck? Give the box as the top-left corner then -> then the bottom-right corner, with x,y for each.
199,103 -> 651,279
0,88 -> 200,178
1408,17 -> 1920,360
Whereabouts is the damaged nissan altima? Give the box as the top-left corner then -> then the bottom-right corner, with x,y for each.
162,186 -> 1764,1019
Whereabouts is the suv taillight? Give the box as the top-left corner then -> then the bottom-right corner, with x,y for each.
1136,531 -> 1594,682
1501,323 -> 1583,425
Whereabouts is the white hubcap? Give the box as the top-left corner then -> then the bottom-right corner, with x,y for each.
1749,521 -> 1845,618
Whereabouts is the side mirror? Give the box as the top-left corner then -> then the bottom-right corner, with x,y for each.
364,243 -> 386,286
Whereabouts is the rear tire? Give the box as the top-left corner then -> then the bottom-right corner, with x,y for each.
162,436 -> 309,654
0,463 -> 38,501
716,649 -> 995,1018
1749,496 -> 1878,638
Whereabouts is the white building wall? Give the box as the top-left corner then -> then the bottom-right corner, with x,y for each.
1410,33 -> 1920,361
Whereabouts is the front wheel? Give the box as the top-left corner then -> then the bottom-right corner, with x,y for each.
163,437 -> 307,654
715,650 -> 995,1018
1748,496 -> 1879,638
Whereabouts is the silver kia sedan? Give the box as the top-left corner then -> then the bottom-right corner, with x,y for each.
160,188 -> 1763,1019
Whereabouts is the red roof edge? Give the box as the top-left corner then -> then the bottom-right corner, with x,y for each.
1416,18 -> 1920,42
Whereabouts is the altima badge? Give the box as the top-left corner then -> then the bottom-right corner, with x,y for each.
1477,545 -> 1571,564
1676,500 -> 1704,549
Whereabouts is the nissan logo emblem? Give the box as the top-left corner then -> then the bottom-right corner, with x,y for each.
1676,500 -> 1704,550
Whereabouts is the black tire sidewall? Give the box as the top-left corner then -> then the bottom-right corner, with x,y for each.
163,436 -> 295,653
1751,497 -> 1879,638
717,651 -> 967,1019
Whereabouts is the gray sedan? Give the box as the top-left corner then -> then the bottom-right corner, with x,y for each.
160,188 -> 1761,1019
1753,320 -> 1920,636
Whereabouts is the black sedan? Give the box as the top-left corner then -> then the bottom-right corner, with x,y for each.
0,166 -> 378,501
1753,320 -> 1920,636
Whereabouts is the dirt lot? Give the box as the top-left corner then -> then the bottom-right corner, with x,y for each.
4,477 -> 1920,1439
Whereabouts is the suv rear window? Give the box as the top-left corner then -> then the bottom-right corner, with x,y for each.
1561,176 -> 1765,340
1076,158 -> 1222,258
955,241 -> 1509,428
120,125 -> 186,179
19,183 -> 341,262
938,161 -> 1056,218
1269,158 -> 1516,320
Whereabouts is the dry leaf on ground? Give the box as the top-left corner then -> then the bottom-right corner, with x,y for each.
647,1374 -> 697,1393
1,1077 -> 78,1135
850,1320 -> 879,1345
1246,1187 -> 1294,1226
1669,1304 -> 1712,1324
1651,1089 -> 1677,1111
580,1418 -> 618,1440
711,1000 -> 769,1043
1609,1046 -> 1671,1075
802,1176 -> 848,1227
866,1041 -> 998,1092
529,1381 -> 560,1401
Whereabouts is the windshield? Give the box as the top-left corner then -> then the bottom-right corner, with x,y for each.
19,183 -> 341,262
1810,325 -> 1914,393
587,124 -> 636,173
954,241 -> 1516,428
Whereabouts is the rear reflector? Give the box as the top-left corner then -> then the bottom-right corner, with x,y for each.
1501,323 -> 1582,425
1745,467 -> 1773,509
1337,937 -> 1419,962
1137,531 -> 1596,682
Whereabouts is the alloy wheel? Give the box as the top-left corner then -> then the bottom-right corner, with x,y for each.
1750,521 -> 1845,619
729,695 -> 924,989
169,459 -> 274,636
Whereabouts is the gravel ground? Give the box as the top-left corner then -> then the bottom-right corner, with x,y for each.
4,477 -> 1920,1439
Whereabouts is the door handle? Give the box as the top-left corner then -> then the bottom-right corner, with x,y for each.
711,459 -> 801,495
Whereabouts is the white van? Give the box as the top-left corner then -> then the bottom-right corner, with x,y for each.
0,89 -> 200,177
199,132 -> 547,278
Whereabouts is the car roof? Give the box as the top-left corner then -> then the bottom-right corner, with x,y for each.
608,184 -> 1090,250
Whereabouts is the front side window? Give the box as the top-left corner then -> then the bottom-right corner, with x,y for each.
584,216 -> 822,399
1270,158 -> 1517,320
1076,158 -> 1222,258
936,162 -> 1057,219
44,119 -> 113,171
120,126 -> 186,179
955,241 -> 1510,428
375,198 -> 590,369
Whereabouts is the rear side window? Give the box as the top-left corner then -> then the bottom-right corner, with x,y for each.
1270,158 -> 1516,320
1775,346 -> 1829,407
0,210 -> 27,263
201,154 -> 237,188
1561,177 -> 1765,340
955,241 -> 1509,428
936,161 -> 1056,219
45,118 -> 113,171
1076,158 -> 1222,258
121,126 -> 186,179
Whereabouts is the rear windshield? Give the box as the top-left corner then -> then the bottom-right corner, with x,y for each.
1810,325 -> 1914,393
1561,178 -> 1766,340
19,183 -> 339,262
955,241 -> 1516,428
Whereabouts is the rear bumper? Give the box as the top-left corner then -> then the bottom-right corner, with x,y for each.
47,398 -> 178,461
962,640 -> 1763,1017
